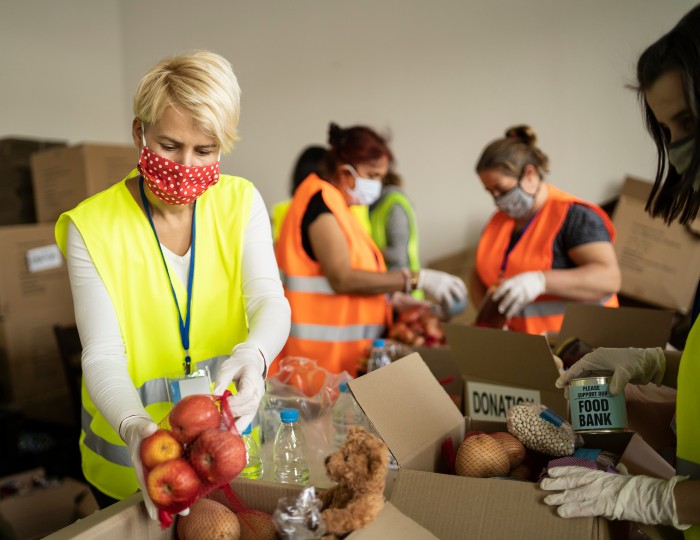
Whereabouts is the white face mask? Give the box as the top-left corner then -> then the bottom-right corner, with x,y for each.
343,164 -> 382,205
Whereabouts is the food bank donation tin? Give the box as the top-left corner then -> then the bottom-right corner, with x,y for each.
569,373 -> 627,433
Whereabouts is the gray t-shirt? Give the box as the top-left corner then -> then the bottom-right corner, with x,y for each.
509,203 -> 611,269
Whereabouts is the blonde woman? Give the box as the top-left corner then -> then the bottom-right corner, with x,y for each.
56,51 -> 290,517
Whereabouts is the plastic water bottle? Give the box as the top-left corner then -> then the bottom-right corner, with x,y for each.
367,339 -> 391,372
331,382 -> 367,448
240,424 -> 263,480
273,408 -> 310,485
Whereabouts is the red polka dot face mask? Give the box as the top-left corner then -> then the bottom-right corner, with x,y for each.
137,142 -> 220,205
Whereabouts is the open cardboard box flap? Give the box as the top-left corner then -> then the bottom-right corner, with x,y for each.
442,324 -> 567,419
557,304 -> 674,349
349,353 -> 676,540
350,353 -> 465,471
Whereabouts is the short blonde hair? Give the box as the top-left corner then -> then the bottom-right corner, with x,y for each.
133,51 -> 241,154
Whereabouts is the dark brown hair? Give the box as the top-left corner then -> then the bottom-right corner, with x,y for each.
475,125 -> 550,179
635,4 -> 700,224
326,123 -> 394,174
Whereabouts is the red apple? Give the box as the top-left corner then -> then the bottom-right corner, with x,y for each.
146,458 -> 201,511
140,429 -> 184,469
169,394 -> 221,444
189,429 -> 247,485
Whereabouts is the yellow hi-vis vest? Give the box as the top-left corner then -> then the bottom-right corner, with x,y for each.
677,318 -> 700,539
55,170 -> 252,499
369,187 -> 424,299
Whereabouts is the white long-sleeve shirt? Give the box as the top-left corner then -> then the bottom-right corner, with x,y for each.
65,187 -> 291,434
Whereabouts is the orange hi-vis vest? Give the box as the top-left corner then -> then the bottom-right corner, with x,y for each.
476,184 -> 618,335
274,174 -> 390,376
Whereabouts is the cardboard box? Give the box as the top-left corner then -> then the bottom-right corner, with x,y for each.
0,468 -> 97,540
0,137 -> 67,168
0,137 -> 67,226
0,224 -> 76,422
612,176 -> 700,314
30,143 -> 136,223
45,478 -> 437,539
556,303 -> 674,350
440,324 -> 567,421
348,353 -> 674,540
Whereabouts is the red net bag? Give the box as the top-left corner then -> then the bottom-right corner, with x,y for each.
174,485 -> 277,539
139,391 -> 246,528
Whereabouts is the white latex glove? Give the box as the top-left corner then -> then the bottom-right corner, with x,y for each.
541,466 -> 690,530
213,343 -> 266,433
418,269 -> 467,311
492,271 -> 546,318
556,347 -> 666,395
119,415 -> 170,520
390,291 -> 432,313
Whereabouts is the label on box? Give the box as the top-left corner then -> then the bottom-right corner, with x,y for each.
466,381 -> 540,422
25,244 -> 63,273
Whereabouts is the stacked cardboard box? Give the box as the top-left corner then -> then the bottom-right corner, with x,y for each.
30,143 -> 136,223
0,224 -> 76,424
0,137 -> 66,225
0,140 -> 136,425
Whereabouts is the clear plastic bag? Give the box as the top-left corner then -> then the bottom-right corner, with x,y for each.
259,357 -> 352,457
506,402 -> 583,457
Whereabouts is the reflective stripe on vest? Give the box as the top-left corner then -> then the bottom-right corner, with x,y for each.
56,172 -> 252,499
274,174 -> 389,376
280,269 -> 335,295
476,184 -> 618,335
290,322 -> 385,342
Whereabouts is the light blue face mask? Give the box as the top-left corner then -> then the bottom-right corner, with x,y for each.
668,135 -> 700,190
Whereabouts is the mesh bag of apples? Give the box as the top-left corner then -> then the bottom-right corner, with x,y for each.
140,392 -> 274,537
388,305 -> 446,348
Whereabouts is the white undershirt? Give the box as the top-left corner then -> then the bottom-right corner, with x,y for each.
66,188 -> 291,435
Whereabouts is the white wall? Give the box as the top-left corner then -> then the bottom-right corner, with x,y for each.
2,0 -> 695,262
1,0 -> 128,143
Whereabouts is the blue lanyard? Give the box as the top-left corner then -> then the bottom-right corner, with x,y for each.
139,177 -> 197,375
500,214 -> 536,277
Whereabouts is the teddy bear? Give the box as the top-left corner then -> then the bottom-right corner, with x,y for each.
319,426 -> 389,537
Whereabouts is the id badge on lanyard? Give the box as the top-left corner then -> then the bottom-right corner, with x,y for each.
167,367 -> 212,404
140,177 -> 212,404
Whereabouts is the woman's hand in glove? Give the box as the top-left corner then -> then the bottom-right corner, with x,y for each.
418,269 -> 467,312
492,271 -> 546,318
541,466 -> 689,530
120,415 -> 189,520
214,343 -> 266,432
556,347 -> 666,395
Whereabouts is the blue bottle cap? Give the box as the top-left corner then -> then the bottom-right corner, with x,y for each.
445,296 -> 467,317
280,408 -> 299,423
339,381 -> 349,393
242,424 -> 252,435
372,339 -> 386,348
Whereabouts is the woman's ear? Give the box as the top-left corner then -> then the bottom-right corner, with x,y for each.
521,164 -> 541,191
132,118 -> 144,150
336,166 -> 356,190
